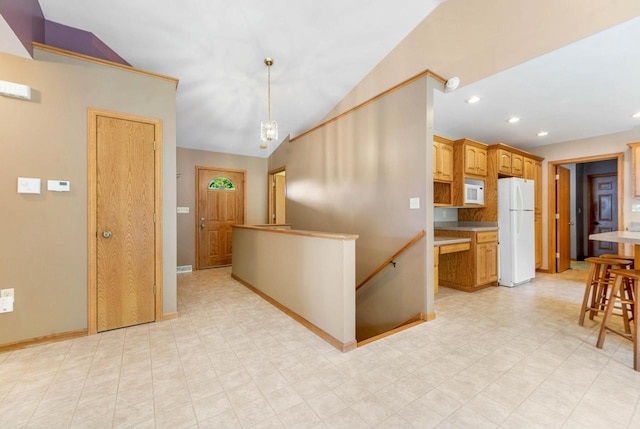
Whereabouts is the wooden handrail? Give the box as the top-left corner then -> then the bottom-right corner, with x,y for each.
356,230 -> 426,291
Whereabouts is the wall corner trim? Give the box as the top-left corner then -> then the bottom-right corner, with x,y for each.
32,42 -> 179,87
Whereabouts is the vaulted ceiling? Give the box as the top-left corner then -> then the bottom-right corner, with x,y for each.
17,2 -> 640,157
37,0 -> 446,158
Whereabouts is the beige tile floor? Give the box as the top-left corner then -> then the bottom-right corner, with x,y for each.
2,267 -> 640,428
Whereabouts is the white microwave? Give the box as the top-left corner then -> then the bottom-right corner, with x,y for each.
464,183 -> 484,205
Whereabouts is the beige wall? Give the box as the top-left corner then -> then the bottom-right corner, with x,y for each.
231,226 -> 356,347
0,51 -> 177,345
176,148 -> 268,267
324,0 -> 640,121
527,128 -> 640,270
269,76 -> 437,335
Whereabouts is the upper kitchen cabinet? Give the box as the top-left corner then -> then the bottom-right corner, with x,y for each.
455,138 -> 487,177
628,142 -> 640,197
452,138 -> 489,207
523,157 -> 535,180
491,144 -> 533,178
497,148 -> 512,175
433,135 -> 454,182
511,153 -> 523,176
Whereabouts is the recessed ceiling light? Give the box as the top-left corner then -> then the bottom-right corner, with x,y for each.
466,96 -> 481,104
633,112 -> 640,118
537,131 -> 549,137
507,117 -> 520,123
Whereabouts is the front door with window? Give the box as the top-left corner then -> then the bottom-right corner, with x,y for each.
196,167 -> 246,269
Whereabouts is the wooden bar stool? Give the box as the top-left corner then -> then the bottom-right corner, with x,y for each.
579,257 -> 633,326
600,254 -> 635,269
596,269 -> 640,371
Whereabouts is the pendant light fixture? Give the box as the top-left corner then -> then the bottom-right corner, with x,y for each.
260,57 -> 278,148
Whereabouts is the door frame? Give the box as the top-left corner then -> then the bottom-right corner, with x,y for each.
194,166 -> 247,270
546,153 -> 624,273
555,165 -> 572,273
87,108 -> 163,335
268,166 -> 286,224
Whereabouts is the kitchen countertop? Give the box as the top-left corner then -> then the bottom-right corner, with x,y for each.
434,221 -> 499,232
434,236 -> 472,246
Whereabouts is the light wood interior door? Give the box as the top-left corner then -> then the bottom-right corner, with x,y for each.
556,166 -> 571,272
588,174 -> 618,256
197,168 -> 246,268
96,116 -> 156,331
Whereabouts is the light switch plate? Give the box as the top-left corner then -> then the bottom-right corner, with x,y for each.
409,197 -> 420,209
17,177 -> 41,194
0,297 -> 13,313
632,204 -> 640,213
177,207 -> 190,214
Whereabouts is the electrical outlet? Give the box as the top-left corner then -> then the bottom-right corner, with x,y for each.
0,288 -> 14,299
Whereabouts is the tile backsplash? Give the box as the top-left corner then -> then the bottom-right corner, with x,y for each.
434,207 -> 458,222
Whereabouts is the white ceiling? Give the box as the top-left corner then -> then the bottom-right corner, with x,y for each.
36,0 -> 446,158
434,16 -> 640,150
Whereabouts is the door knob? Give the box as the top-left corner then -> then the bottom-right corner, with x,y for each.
200,224 -> 205,228
594,221 -> 600,225
102,231 -> 112,238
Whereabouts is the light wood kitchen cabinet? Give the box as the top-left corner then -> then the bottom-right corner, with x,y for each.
433,136 -> 454,182
451,138 -> 489,206
497,149 -> 512,175
535,212 -> 542,269
511,154 -> 523,177
523,157 -> 535,180
534,160 -> 542,268
628,142 -> 640,197
476,231 -> 498,285
496,147 -> 524,177
434,247 -> 439,295
459,140 -> 487,176
434,229 -> 498,292
534,160 -> 542,213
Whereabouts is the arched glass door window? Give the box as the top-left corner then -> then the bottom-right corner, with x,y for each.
208,177 -> 236,190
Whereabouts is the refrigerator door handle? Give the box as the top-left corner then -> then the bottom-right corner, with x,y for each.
516,182 -> 524,212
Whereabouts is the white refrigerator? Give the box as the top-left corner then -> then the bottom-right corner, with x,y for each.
498,177 -> 535,287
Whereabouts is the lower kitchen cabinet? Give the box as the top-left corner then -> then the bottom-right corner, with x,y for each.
476,231 -> 498,285
435,229 -> 499,292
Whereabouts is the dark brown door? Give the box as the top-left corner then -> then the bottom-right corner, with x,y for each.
556,166 -> 571,272
96,116 -> 156,331
588,174 -> 618,256
196,168 -> 245,268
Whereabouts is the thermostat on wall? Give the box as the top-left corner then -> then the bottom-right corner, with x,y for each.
47,180 -> 71,192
